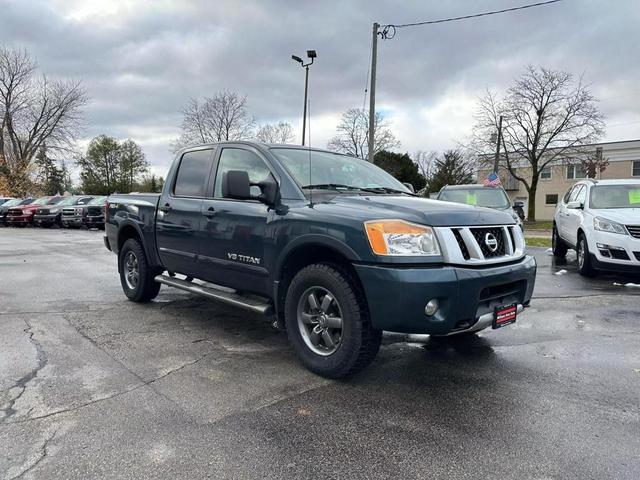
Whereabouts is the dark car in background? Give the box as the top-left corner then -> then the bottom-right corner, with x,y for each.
437,184 -> 524,230
6,196 -> 63,226
61,195 -> 106,229
0,198 -> 35,226
33,196 -> 94,228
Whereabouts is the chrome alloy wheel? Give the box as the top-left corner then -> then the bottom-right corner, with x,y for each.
297,286 -> 344,356
124,251 -> 139,290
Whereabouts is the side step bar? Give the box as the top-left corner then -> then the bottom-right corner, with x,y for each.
154,275 -> 274,316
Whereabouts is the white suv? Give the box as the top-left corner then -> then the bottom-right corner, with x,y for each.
552,179 -> 640,276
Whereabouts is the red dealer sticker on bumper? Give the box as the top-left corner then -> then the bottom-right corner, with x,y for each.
493,303 -> 517,329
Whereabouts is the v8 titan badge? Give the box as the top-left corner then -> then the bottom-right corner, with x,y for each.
493,303 -> 517,329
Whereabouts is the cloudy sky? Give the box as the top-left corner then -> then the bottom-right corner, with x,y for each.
1,0 -> 639,176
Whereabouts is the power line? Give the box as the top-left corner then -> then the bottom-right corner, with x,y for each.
380,0 -> 563,39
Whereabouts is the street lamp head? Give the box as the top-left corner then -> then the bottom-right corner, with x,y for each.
306,50 -> 317,59
291,55 -> 303,64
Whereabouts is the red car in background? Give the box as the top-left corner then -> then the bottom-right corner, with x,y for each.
6,196 -> 63,226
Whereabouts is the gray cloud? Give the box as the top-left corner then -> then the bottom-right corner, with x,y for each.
1,0 -> 638,174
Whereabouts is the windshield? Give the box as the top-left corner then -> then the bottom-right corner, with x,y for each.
19,198 -> 34,205
270,148 -> 409,193
32,197 -> 53,205
590,185 -> 640,209
88,196 -> 107,206
439,187 -> 510,209
55,197 -> 77,206
3,199 -> 22,207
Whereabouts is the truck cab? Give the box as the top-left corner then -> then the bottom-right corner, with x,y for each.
105,142 -> 536,378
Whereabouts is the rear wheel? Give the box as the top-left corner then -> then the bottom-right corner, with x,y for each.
577,233 -> 596,277
119,238 -> 162,302
552,225 -> 568,257
284,263 -> 381,378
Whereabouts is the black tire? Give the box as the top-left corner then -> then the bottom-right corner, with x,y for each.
577,233 -> 596,277
552,224 -> 568,258
98,223 -> 105,230
284,263 -> 381,379
118,238 -> 162,302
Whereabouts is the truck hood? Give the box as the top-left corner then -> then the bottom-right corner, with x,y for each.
321,195 -> 515,227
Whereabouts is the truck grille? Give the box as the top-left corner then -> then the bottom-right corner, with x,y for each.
626,225 -> 640,239
87,206 -> 103,216
470,227 -> 505,258
434,225 -> 524,266
7,208 -> 22,216
62,207 -> 76,216
37,208 -> 49,215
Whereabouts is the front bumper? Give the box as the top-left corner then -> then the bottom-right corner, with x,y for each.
33,213 -> 60,225
587,230 -> 640,273
7,214 -> 32,224
83,215 -> 104,226
354,255 -> 536,335
61,215 -> 84,226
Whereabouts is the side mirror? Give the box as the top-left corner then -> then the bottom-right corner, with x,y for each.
222,170 -> 251,200
222,170 -> 280,205
566,201 -> 583,210
402,182 -> 415,193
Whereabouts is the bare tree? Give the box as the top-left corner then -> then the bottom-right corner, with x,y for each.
327,108 -> 399,159
0,47 -> 87,195
173,90 -> 255,150
472,66 -> 605,220
255,121 -> 295,144
413,150 -> 437,180
581,146 -> 609,178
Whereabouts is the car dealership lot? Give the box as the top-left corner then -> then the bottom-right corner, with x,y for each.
1,229 -> 639,479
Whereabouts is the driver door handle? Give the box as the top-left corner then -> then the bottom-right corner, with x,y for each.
203,206 -> 216,218
159,203 -> 172,213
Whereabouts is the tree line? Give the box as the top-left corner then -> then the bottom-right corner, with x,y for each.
1,43 -> 605,219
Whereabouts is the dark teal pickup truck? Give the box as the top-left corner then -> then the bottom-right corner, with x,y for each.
104,142 -> 536,378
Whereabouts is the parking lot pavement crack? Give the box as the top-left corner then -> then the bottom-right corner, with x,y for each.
65,315 -> 218,412
7,427 -> 58,480
0,320 -> 48,424
2,351 -> 217,426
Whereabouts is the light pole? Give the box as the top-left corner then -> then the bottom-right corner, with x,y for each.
291,50 -> 316,146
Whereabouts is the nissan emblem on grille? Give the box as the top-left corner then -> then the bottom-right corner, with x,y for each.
484,232 -> 498,252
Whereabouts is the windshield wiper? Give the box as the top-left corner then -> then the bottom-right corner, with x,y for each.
357,186 -> 417,196
301,183 -> 363,191
301,184 -> 417,196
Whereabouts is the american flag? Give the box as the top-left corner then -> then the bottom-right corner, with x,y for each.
483,172 -> 502,187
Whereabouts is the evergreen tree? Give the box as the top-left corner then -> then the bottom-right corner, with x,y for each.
427,150 -> 474,194
373,150 -> 426,191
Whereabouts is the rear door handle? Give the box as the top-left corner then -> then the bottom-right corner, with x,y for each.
159,203 -> 172,213
203,206 -> 216,218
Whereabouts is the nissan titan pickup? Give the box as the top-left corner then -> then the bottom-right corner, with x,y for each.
104,142 -> 536,378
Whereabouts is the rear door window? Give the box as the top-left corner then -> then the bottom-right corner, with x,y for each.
173,149 -> 214,197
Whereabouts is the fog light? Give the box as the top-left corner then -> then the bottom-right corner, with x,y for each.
424,299 -> 439,316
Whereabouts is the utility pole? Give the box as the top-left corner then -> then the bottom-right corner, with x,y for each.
367,22 -> 379,162
302,65 -> 309,146
493,115 -> 503,173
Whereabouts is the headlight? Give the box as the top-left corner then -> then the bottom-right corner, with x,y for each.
594,217 -> 627,235
365,220 -> 440,256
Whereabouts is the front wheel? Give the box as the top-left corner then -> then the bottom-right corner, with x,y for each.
284,263 -> 381,379
577,233 -> 596,277
118,238 -> 162,302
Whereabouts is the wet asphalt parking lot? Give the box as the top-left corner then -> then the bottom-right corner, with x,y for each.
0,228 -> 639,480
